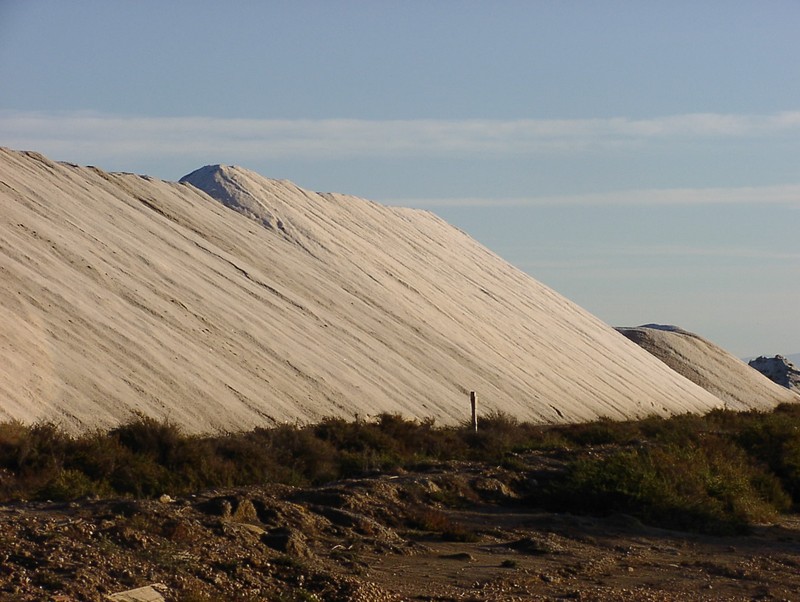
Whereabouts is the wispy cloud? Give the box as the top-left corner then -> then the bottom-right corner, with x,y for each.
1,109 -> 799,161
391,184 -> 800,208
620,245 -> 800,261
511,244 -> 800,277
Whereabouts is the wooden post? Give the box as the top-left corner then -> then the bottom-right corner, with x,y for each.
470,391 -> 478,432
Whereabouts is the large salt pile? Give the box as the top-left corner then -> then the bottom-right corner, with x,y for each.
1,148 -> 737,432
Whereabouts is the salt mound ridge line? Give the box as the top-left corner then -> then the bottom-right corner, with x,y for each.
617,325 -> 799,410
1,147 -> 733,433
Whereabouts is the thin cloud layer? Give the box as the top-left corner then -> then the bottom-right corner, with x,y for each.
2,110 -> 799,160
392,184 -> 800,208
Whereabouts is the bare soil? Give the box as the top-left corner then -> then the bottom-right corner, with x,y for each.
2,451 -> 800,601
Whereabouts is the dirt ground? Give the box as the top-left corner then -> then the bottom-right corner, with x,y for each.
2,453 -> 800,601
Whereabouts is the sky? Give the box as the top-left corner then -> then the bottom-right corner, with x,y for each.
0,1 -> 798,358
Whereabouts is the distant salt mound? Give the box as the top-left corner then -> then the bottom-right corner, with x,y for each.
748,356 -> 800,394
616,325 -> 800,409
0,148 -> 735,433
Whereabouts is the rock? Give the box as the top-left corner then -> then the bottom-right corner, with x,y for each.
471,476 -> 517,501
196,496 -> 258,523
237,523 -> 266,535
195,496 -> 235,518
231,498 -> 258,522
310,504 -> 398,540
109,500 -> 144,517
107,584 -> 166,601
112,525 -> 150,549
507,535 -> 564,555
749,356 -> 800,393
439,552 -> 474,561
261,526 -> 311,557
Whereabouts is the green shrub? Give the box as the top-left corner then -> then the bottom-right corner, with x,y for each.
5,422 -> 69,473
200,433 -> 278,487
461,410 -> 545,460
736,411 -> 800,503
37,468 -> 112,500
541,436 -> 784,534
265,424 -> 340,485
559,417 -> 642,447
108,453 -> 175,497
0,421 -> 29,466
110,414 -> 185,465
66,432 -> 133,481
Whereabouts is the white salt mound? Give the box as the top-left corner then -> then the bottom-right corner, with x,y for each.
617,325 -> 799,409
0,148 -> 760,433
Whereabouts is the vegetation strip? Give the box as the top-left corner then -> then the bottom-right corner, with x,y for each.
3,404 -> 800,534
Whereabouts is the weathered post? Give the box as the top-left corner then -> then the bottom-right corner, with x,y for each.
470,391 -> 478,432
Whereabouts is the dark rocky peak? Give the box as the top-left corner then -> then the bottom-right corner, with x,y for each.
748,355 -> 800,392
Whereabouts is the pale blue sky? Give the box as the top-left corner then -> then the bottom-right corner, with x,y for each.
1,1 -> 798,357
